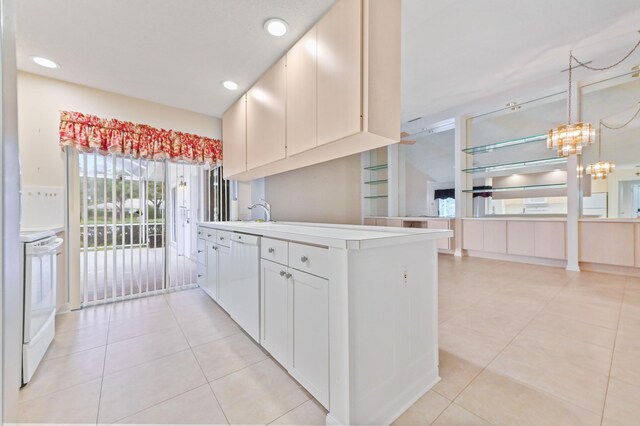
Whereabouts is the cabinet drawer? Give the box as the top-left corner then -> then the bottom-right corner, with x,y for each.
289,242 -> 329,278
217,230 -> 233,247
197,238 -> 206,265
200,228 -> 217,243
197,263 -> 206,287
230,232 -> 260,245
261,238 -> 288,265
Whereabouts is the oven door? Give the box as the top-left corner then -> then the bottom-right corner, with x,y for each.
23,237 -> 63,343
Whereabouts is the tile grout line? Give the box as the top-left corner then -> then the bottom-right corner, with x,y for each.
165,290 -> 232,425
448,274 -> 571,424
266,397 -> 313,425
456,272 -> 626,420
103,291 -> 218,424
598,277 -> 627,426
95,301 -> 113,425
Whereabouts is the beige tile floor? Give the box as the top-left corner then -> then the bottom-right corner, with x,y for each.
19,255 -> 640,425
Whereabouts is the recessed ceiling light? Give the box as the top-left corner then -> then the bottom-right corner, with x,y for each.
264,18 -> 288,37
222,80 -> 238,91
32,56 -> 59,69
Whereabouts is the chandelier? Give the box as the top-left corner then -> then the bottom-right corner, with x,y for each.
586,161 -> 615,180
587,103 -> 640,179
548,33 -> 640,157
547,122 -> 593,156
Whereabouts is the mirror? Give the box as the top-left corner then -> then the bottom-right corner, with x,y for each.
580,70 -> 640,218
464,92 -> 568,217
401,128 -> 455,218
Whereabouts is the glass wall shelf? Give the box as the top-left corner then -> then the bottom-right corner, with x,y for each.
462,157 -> 566,174
462,183 -> 566,194
364,179 -> 388,185
364,195 -> 389,199
364,164 -> 388,171
462,134 -> 547,155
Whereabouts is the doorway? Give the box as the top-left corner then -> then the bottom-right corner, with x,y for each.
75,152 -> 216,305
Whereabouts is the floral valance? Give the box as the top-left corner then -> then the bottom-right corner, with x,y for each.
59,111 -> 222,166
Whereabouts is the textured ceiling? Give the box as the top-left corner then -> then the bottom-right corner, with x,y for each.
16,0 -> 335,117
402,0 -> 640,129
16,0 -> 640,125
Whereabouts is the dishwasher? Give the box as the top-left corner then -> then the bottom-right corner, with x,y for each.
229,233 -> 260,342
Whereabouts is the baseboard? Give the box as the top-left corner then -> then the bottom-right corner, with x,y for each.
580,262 -> 640,277
465,250 -> 567,268
384,372 -> 441,425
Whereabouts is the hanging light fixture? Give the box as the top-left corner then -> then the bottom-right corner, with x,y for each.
547,53 -> 594,157
586,122 -> 614,180
548,32 -> 640,157
588,102 -> 640,179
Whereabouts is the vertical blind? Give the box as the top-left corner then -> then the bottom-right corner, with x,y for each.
78,152 -> 228,306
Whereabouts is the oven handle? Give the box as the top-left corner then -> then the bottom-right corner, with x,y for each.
31,237 -> 63,255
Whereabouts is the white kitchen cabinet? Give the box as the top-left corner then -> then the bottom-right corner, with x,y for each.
316,0 -> 361,145
228,234 -> 260,341
288,268 -> 329,408
222,95 -> 247,179
200,221 -> 447,425
204,241 -> 219,301
223,0 -> 401,181
507,221 -> 535,257
286,26 -> 318,156
260,259 -> 290,367
217,244 -> 232,312
247,57 -> 286,170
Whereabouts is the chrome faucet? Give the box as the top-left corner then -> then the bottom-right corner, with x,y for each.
248,198 -> 271,222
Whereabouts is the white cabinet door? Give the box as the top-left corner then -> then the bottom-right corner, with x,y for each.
204,242 -> 219,301
288,269 -> 329,408
217,245 -> 232,312
229,239 -> 260,341
286,26 -> 317,156
316,0 -> 362,145
222,95 -> 247,178
260,259 -> 289,367
247,57 -> 286,169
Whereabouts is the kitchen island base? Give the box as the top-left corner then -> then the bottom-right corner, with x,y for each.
197,222 -> 447,425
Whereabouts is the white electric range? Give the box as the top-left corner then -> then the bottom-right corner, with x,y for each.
20,229 -> 63,384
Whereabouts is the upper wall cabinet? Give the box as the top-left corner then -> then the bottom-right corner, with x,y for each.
316,0 -> 362,145
223,0 -> 401,181
247,56 -> 287,170
287,27 -> 318,157
222,95 -> 247,178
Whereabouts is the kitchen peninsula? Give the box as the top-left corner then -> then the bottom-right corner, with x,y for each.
196,221 -> 452,425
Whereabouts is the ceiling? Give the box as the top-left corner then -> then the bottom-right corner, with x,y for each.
16,0 -> 334,117
16,0 -> 640,123
402,0 -> 640,130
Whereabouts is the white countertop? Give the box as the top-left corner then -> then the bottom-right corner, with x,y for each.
366,216 -> 452,222
579,218 -> 640,223
198,221 -> 452,250
463,217 -> 567,222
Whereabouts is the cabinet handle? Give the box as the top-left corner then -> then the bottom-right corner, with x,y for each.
280,270 -> 286,277
300,256 -> 308,263
207,233 -> 212,237
285,272 -> 292,279
197,274 -> 203,278
219,236 -> 224,240
197,250 -> 203,253
268,247 -> 275,253
212,246 -> 218,251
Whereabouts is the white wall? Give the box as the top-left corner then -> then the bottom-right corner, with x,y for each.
17,72 -> 221,190
263,154 -> 361,224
